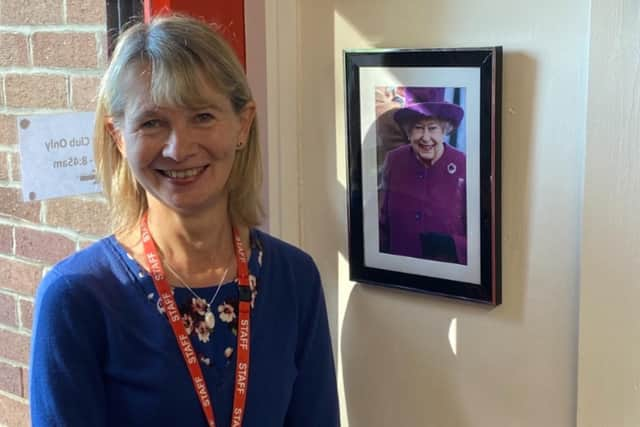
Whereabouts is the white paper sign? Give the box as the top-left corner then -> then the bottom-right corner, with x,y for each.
18,112 -> 101,201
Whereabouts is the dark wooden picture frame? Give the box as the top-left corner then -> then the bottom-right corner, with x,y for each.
345,48 -> 502,305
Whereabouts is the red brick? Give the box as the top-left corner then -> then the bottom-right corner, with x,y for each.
0,187 -> 41,222
0,292 -> 18,327
4,74 -> 68,109
46,197 -> 110,236
0,114 -> 18,145
19,299 -> 33,331
11,152 -> 21,181
0,152 -> 9,180
0,258 -> 42,296
33,32 -> 98,69
0,224 -> 12,254
71,75 -> 101,110
0,329 -> 30,365
15,228 -> 75,264
0,33 -> 28,67
0,360 -> 22,396
67,0 -> 106,24
0,0 -> 62,25
0,391 -> 30,427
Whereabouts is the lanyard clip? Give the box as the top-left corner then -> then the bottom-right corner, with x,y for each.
238,284 -> 252,302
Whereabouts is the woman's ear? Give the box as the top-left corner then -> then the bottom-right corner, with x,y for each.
106,118 -> 126,157
442,120 -> 454,135
236,101 -> 256,150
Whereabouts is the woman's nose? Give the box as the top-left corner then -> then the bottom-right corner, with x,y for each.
162,126 -> 196,161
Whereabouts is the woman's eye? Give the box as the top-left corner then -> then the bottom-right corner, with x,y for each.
140,119 -> 162,129
195,112 -> 214,123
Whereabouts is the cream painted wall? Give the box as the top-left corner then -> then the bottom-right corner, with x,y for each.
294,1 -> 589,426
577,0 -> 640,425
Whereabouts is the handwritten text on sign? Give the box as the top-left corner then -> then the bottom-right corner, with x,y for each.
18,112 -> 101,201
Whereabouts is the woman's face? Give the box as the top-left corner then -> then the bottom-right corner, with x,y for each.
407,117 -> 446,166
116,66 -> 255,215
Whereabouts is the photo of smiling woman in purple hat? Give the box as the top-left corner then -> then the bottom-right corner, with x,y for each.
378,86 -> 467,265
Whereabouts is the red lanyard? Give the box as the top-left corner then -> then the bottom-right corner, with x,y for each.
140,213 -> 251,427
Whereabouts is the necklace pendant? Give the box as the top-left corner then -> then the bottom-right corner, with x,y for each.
204,309 -> 216,329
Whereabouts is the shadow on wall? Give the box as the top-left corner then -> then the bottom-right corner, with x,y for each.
341,284 -> 470,427
339,50 -> 539,426
297,0 -> 540,424
341,53 -> 535,427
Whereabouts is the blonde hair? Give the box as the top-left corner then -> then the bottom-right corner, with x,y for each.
94,14 -> 263,234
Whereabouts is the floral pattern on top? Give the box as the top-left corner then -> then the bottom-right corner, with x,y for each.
131,231 -> 263,370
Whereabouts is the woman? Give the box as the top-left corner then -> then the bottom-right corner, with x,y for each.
378,87 -> 467,264
29,15 -> 339,427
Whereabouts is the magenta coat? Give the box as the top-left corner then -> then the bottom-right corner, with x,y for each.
379,143 -> 467,264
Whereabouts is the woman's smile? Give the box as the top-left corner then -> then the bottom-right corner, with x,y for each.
416,141 -> 435,150
157,165 -> 208,180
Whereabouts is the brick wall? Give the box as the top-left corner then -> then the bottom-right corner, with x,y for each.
0,1 -> 108,425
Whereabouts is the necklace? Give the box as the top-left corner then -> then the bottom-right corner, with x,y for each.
140,214 -> 252,427
163,260 -> 229,329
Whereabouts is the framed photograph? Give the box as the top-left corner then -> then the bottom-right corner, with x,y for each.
344,48 -> 502,305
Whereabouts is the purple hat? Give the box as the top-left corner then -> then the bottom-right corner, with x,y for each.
393,87 -> 464,129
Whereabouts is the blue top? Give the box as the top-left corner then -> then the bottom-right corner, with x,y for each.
29,229 -> 339,427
